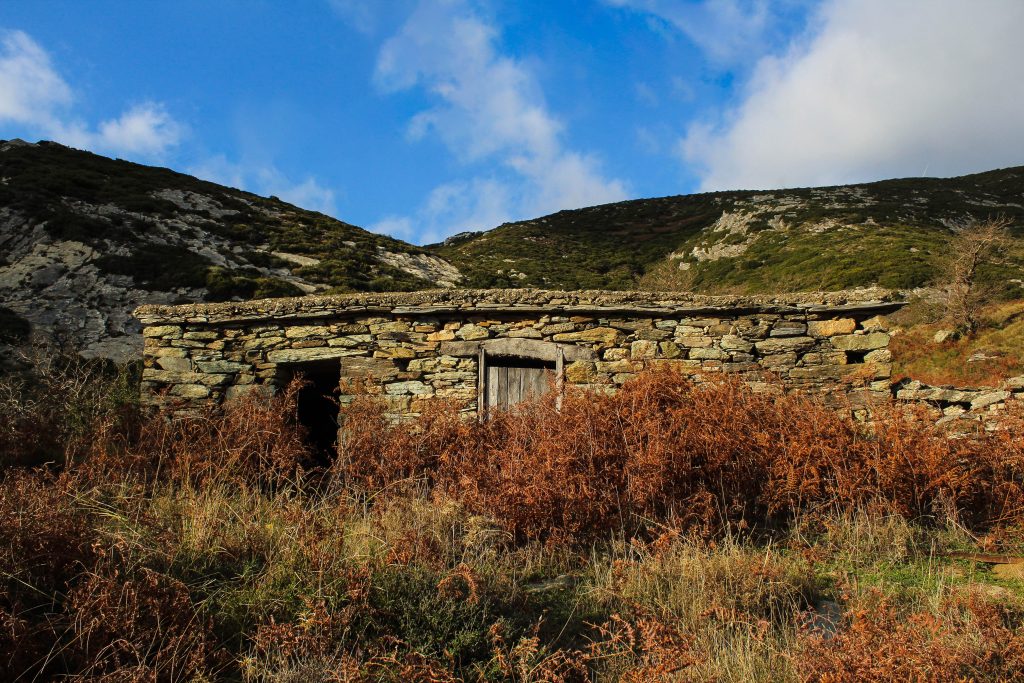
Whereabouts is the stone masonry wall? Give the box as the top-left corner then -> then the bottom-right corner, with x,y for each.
135,289 -> 908,421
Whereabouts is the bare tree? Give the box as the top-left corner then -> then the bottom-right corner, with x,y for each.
942,216 -> 1012,335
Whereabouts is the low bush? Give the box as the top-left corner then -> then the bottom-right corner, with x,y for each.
86,379 -> 313,487
0,343 -> 140,468
794,591 -> 1024,682
337,368 -> 1024,541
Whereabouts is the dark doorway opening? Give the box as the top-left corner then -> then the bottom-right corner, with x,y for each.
279,360 -> 340,462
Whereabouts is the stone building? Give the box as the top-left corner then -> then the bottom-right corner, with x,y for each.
135,289 -> 907,444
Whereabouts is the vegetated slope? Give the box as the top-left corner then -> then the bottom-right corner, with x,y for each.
4,137 -> 1023,361
0,140 -> 460,359
433,167 -> 1024,293
890,298 -> 1024,387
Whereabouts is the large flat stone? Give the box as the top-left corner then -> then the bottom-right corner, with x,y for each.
170,384 -> 210,398
565,361 -> 597,383
689,347 -> 727,360
631,340 -> 658,359
754,336 -> 815,354
385,381 -> 434,396
484,338 -> 596,362
339,356 -> 400,380
720,335 -> 754,352
769,321 -> 807,337
195,360 -> 248,374
1003,376 -> 1024,390
788,363 -> 888,380
829,332 -> 890,351
439,341 -> 481,357
596,359 -> 643,373
971,391 -> 1010,409
807,319 -> 856,337
552,326 -> 622,346
285,325 -> 331,338
456,324 -> 490,340
267,347 -> 366,363
143,325 -> 182,338
155,356 -> 192,372
675,335 -> 713,348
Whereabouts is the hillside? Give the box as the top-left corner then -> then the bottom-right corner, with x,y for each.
0,140 -> 459,359
434,168 -> 1024,293
3,139 -> 1023,360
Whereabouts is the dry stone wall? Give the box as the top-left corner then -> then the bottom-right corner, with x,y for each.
893,376 -> 1024,427
135,288 -> 907,420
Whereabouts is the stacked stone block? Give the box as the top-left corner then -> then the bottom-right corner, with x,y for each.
135,288 -> 906,420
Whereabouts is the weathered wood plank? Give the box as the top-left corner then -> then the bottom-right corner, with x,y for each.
487,366 -> 500,410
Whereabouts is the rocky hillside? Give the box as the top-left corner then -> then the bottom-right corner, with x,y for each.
0,140 -> 459,359
435,168 -> 1024,293
2,139 -> 1022,361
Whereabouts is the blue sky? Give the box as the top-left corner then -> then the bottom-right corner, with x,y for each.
2,1 -> 1022,244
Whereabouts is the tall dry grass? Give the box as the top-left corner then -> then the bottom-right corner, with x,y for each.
1,363 -> 1023,681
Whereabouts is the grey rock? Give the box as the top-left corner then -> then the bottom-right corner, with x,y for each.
754,336 -> 815,354
385,381 -> 434,396
971,391 -> 1010,410
830,332 -> 890,351
266,347 -> 365,363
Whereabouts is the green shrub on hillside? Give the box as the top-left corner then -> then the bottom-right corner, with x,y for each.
0,307 -> 31,344
94,243 -> 213,290
204,267 -> 305,301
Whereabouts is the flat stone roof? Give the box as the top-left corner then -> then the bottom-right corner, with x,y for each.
134,288 -> 906,326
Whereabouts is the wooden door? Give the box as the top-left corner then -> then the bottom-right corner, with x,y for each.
485,363 -> 554,410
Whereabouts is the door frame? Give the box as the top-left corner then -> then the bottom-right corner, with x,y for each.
477,338 -> 582,419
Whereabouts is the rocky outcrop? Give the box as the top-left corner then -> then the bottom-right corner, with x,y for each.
0,140 -> 462,361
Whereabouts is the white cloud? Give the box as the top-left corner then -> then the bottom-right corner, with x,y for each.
274,176 -> 337,216
329,0 -> 378,33
606,0 -> 779,67
189,155 -> 337,216
374,177 -> 514,244
372,215 -> 416,241
0,29 -> 182,158
0,29 -> 71,125
93,103 -> 184,156
680,0 -> 1024,191
371,0 -> 628,242
330,0 -> 416,35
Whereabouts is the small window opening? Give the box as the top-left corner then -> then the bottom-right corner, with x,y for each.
845,350 -> 870,363
279,360 -> 340,461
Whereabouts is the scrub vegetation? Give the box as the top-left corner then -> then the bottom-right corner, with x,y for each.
890,298 -> 1024,387
437,167 -> 1024,294
0,141 -> 437,295
2,352 -> 1023,682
